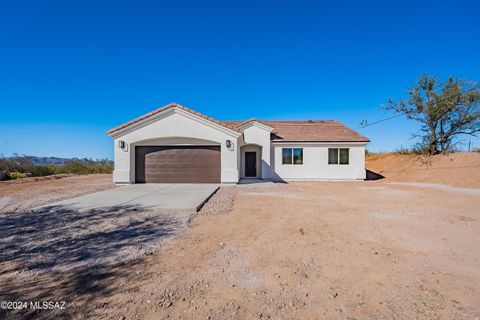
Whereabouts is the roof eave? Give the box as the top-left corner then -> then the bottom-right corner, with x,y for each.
271,140 -> 370,143
106,103 -> 241,138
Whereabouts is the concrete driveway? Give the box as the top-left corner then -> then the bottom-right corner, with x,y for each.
38,183 -> 219,211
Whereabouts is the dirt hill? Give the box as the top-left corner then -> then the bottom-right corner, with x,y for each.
366,152 -> 480,188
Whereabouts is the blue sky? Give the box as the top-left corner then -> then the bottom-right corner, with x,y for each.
1,0 -> 479,159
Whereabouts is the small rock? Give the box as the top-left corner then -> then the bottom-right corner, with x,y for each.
328,287 -> 338,298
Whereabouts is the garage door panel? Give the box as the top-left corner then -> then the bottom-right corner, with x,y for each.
136,146 -> 221,183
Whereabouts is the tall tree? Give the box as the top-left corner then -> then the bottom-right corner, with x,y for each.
385,74 -> 480,155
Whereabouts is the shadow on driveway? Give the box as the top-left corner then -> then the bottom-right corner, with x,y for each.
0,204 -> 193,274
0,204 -> 193,319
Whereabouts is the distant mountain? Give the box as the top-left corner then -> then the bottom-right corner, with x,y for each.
1,155 -> 113,166
29,156 -> 80,166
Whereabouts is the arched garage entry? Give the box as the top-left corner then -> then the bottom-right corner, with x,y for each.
134,137 -> 221,183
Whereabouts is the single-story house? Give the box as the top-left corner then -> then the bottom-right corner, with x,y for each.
107,103 -> 369,184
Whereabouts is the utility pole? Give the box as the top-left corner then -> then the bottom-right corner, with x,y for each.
468,139 -> 471,152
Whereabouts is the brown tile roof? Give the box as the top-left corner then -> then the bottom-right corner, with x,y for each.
225,120 -> 370,142
107,102 -> 238,135
107,103 -> 369,142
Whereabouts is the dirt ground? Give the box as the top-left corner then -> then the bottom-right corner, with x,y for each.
366,152 -> 480,188
0,174 -> 115,214
1,176 -> 479,319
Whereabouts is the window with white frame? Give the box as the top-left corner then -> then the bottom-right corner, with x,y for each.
328,148 -> 349,165
282,148 -> 303,165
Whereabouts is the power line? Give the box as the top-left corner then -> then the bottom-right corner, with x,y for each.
357,86 -> 479,130
356,113 -> 404,129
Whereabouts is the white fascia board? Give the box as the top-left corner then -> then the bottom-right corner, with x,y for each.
109,107 -> 241,139
108,108 -> 175,138
176,109 -> 241,138
237,121 -> 273,132
271,141 -> 369,146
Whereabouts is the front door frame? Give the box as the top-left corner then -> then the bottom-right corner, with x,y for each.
241,144 -> 262,179
245,151 -> 257,177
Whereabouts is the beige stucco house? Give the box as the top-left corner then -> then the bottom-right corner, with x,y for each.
107,103 -> 369,184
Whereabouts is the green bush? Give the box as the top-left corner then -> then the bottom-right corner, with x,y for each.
0,155 -> 113,179
57,159 -> 113,175
8,172 -> 30,180
30,165 -> 56,176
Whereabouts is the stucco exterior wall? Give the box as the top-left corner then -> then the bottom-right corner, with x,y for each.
112,111 -> 240,183
240,145 -> 262,178
271,143 -> 367,180
241,125 -> 272,179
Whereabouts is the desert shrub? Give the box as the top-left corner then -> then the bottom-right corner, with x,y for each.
0,158 -> 17,173
393,146 -> 415,155
0,155 -> 36,175
58,160 -> 90,175
0,155 -> 113,179
8,172 -> 30,180
56,159 -> 113,175
30,165 -> 56,177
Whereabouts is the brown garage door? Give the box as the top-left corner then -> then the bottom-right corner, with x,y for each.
135,146 -> 221,183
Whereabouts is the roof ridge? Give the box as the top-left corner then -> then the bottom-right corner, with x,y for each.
224,119 -> 339,122
107,102 -> 238,135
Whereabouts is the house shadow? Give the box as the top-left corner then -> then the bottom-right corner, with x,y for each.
251,161 -> 383,183
365,169 -> 385,180
262,160 -> 287,184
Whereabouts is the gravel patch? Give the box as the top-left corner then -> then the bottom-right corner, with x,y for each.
237,182 -> 307,199
0,205 -> 194,276
387,182 -> 480,196
200,186 -> 237,215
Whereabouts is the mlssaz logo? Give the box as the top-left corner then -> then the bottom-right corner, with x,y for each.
30,301 -> 66,310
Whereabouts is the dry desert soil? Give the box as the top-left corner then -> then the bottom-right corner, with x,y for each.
0,153 -> 479,320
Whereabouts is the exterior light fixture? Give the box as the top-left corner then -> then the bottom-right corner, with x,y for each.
226,140 -> 233,150
118,140 -> 126,149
